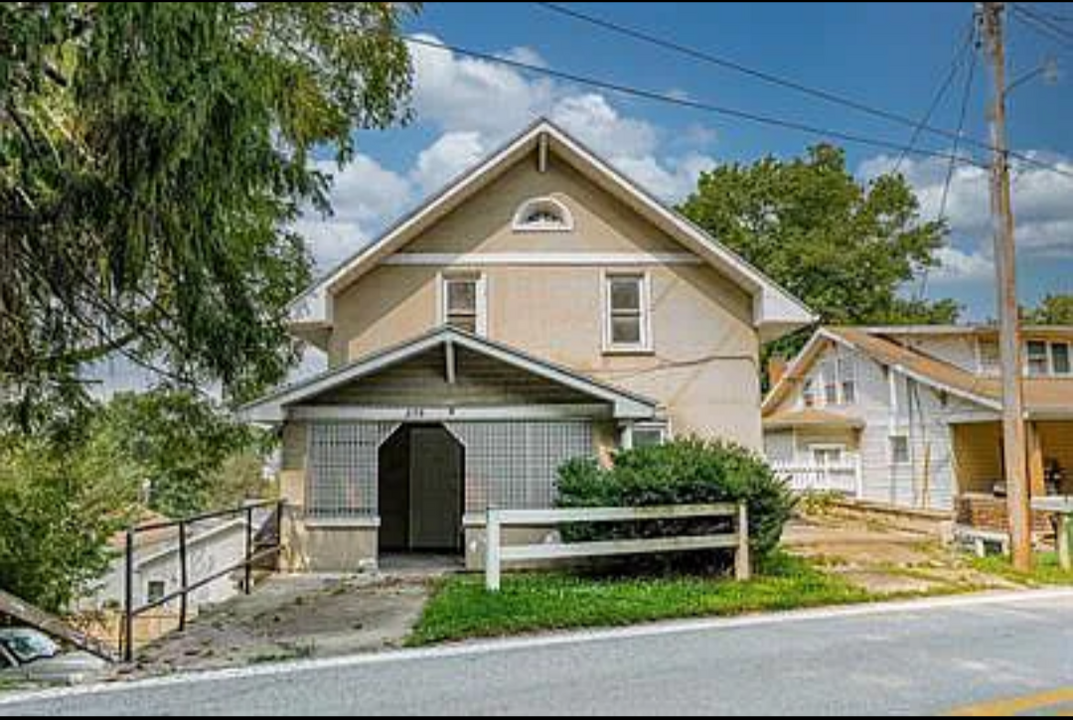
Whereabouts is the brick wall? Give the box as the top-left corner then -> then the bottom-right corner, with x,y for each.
955,494 -> 1053,534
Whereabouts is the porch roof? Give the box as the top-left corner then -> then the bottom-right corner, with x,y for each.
239,327 -> 659,423
763,408 -> 865,431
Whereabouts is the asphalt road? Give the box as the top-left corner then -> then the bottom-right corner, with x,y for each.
3,591 -> 1073,716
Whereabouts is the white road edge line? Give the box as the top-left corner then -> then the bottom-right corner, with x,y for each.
2,587 -> 1072,707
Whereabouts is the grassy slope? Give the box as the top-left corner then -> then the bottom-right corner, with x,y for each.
409,555 -> 875,646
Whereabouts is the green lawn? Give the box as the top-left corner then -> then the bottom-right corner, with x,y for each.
970,552 -> 1073,587
409,554 -> 876,646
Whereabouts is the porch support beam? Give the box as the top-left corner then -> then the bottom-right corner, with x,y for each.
445,340 -> 457,385
290,404 -> 613,422
1026,421 -> 1047,497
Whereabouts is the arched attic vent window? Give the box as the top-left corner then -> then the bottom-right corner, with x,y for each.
512,197 -> 574,233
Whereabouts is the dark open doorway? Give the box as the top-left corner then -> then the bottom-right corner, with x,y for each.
378,424 -> 465,554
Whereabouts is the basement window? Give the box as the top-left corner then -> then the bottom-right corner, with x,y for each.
147,581 -> 167,605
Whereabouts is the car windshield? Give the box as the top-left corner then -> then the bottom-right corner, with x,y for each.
0,631 -> 60,664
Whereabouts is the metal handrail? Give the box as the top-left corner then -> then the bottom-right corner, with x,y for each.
121,500 -> 286,662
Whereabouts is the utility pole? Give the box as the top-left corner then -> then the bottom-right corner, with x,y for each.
980,2 -> 1033,572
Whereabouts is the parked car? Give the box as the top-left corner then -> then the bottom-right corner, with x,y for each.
0,629 -> 109,686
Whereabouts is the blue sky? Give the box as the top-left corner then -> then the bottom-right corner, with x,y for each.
299,1 -> 1073,323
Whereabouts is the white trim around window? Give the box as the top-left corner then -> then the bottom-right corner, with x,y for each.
602,270 -> 653,354
511,196 -> 575,233
437,271 -> 488,336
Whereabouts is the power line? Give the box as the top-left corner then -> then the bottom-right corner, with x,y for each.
940,43 -> 980,222
1011,4 -> 1073,48
534,2 -> 1065,179
917,29 -> 982,303
893,21 -> 978,176
1020,3 -> 1073,23
1014,3 -> 1073,37
400,33 -> 1073,181
401,35 -> 987,169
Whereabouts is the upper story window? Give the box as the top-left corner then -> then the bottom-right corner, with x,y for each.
512,197 -> 574,233
441,273 -> 486,335
839,357 -> 858,404
801,353 -> 857,409
822,361 -> 839,405
603,272 -> 652,353
1026,340 -> 1072,377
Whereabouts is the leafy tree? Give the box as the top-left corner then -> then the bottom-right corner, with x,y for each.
678,145 -> 961,360
1,2 -> 419,415
98,390 -> 268,518
0,428 -> 141,613
1026,294 -> 1073,325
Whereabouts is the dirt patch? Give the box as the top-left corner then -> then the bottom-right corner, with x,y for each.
122,573 -> 436,678
785,514 -> 1022,596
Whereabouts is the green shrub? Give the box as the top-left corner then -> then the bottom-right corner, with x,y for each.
556,437 -> 796,574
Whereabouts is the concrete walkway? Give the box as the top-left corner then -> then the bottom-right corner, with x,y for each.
123,559 -> 460,678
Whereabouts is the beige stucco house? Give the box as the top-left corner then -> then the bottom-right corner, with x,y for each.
242,119 -> 814,572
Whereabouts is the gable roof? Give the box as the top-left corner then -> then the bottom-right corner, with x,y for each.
288,118 -> 815,346
764,326 -> 1073,420
240,327 -> 659,423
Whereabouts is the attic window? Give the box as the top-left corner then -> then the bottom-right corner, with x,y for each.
512,197 -> 573,232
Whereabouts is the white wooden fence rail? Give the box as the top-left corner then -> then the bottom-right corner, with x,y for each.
484,503 -> 750,592
770,462 -> 860,496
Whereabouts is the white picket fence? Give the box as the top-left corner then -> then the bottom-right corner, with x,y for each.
771,462 -> 861,497
484,504 -> 750,592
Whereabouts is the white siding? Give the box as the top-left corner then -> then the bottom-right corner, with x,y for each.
764,430 -> 795,464
764,339 -> 999,512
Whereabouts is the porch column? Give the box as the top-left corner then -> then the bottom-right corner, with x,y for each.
1027,421 -> 1047,498
620,422 -> 635,451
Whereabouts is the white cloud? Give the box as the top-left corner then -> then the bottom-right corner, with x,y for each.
411,131 -> 487,197
406,35 -> 716,202
932,246 -> 994,284
859,151 -> 1073,283
550,94 -> 659,158
611,153 -> 716,202
410,33 -> 557,141
314,154 -> 412,226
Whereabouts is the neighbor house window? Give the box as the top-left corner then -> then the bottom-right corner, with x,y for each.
441,273 -> 486,335
147,580 -> 166,604
839,357 -> 857,405
823,361 -> 839,405
512,197 -> 574,232
802,379 -> 817,408
603,273 -> 651,352
812,445 -> 844,468
1027,341 -> 1050,377
1052,343 -> 1072,376
890,436 -> 910,465
633,422 -> 669,448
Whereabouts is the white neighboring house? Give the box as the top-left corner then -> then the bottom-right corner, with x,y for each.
86,516 -> 251,617
763,326 -> 1073,532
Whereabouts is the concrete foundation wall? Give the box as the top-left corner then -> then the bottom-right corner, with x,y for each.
281,517 -> 379,573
